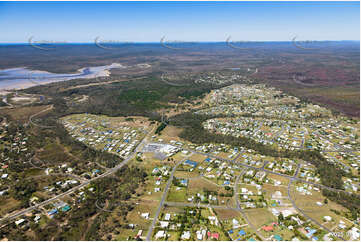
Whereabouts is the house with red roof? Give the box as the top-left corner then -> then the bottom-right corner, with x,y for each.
207,231 -> 220,240
262,225 -> 274,232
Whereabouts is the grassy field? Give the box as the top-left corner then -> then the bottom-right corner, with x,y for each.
188,177 -> 219,193
265,173 -> 290,186
173,170 -> 201,178
167,186 -> 187,202
289,183 -> 354,230
214,208 -> 242,220
0,197 -> 21,216
0,105 -> 52,124
244,208 -> 277,228
262,183 -> 289,200
22,168 -> 44,178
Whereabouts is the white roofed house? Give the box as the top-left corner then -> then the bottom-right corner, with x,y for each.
196,230 -> 203,240
348,227 -> 360,241
15,218 -> 26,226
232,218 -> 240,229
160,221 -> 169,228
164,213 -> 171,221
141,212 -> 149,219
155,230 -> 166,239
181,231 -> 191,240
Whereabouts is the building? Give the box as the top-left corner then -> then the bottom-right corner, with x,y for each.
155,230 -> 165,239
181,231 -> 191,240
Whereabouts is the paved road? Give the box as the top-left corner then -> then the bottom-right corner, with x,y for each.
164,143 -> 352,195
271,123 -> 285,143
231,150 -> 243,162
293,164 -> 301,178
1,155 -> 133,223
28,105 -> 55,128
2,131 -> 354,235
320,149 -> 358,153
287,180 -> 345,241
164,201 -> 238,211
234,169 -> 266,240
145,158 -> 185,241
0,125 -> 153,224
323,152 -> 352,171
1,96 -> 13,108
299,127 -> 308,149
261,160 -> 269,169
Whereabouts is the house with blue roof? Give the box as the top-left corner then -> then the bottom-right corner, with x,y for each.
48,208 -> 58,216
238,230 -> 246,236
306,227 -> 317,238
184,160 -> 198,168
61,205 -> 71,212
180,179 -> 188,186
273,234 -> 282,241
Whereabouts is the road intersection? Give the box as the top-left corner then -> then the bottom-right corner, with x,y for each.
0,129 -> 356,241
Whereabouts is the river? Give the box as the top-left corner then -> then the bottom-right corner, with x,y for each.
0,63 -> 124,90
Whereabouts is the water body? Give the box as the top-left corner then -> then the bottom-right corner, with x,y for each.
0,63 -> 124,90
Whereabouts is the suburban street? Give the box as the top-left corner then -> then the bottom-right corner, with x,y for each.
287,180 -> 345,241
234,168 -> 266,240
0,124 -> 154,224
156,142 -> 353,195
0,130 -> 356,242
145,158 -> 186,241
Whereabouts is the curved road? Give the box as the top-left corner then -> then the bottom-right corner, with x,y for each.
154,142 -> 353,195
287,180 -> 345,241
28,105 -> 55,128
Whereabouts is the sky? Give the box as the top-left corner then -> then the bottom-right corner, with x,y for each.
0,1 -> 359,43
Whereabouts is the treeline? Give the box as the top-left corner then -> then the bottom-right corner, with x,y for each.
155,122 -> 167,135
0,123 -> 35,173
28,121 -> 124,168
26,74 -> 219,118
10,178 -> 38,208
0,165 -> 148,241
170,112 -> 360,217
322,189 -> 360,220
51,165 -> 145,240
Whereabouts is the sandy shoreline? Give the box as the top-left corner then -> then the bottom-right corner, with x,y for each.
0,63 -> 124,92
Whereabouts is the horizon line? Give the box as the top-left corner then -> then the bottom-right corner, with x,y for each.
0,40 -> 360,45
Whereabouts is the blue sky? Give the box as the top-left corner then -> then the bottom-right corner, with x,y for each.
0,1 -> 359,43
